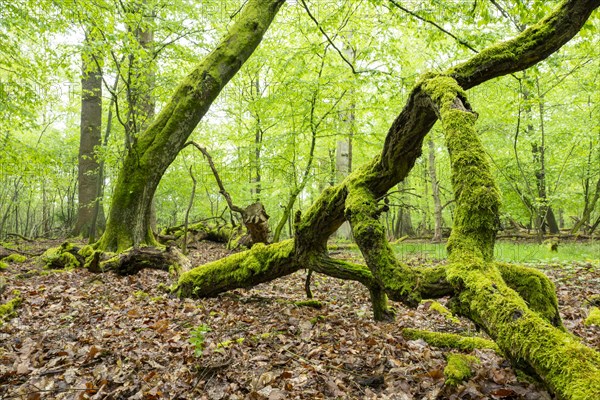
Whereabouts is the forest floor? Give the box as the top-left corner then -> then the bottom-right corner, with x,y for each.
0,239 -> 599,400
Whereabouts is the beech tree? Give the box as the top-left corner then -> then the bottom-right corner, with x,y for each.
50,0 -> 598,397
72,29 -> 103,239
167,0 -> 600,398
95,0 -> 286,251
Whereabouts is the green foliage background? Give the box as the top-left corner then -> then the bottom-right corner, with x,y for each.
0,0 -> 598,240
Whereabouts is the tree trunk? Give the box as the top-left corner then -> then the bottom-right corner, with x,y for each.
428,78 -> 599,399
251,77 -> 262,200
96,0 -> 285,252
534,80 -> 560,234
428,138 -> 443,242
72,31 -> 103,238
335,140 -> 352,239
573,175 -> 600,233
395,181 -> 415,237
174,1 -> 600,397
572,127 -> 600,233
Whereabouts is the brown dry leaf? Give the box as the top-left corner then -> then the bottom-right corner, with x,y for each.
490,387 -> 518,398
2,241 -> 578,400
426,368 -> 444,380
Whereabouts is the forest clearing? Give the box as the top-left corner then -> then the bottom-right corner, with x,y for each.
1,0 -> 600,398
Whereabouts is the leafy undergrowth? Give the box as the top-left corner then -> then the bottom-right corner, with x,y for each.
0,240 -> 598,399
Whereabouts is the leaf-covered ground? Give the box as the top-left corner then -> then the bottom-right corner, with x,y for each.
0,240 -> 598,399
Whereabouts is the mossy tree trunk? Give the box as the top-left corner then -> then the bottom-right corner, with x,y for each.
175,1 -> 600,397
96,0 -> 285,252
429,76 -> 599,399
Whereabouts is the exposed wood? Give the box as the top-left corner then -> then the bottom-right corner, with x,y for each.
185,141 -> 270,246
106,246 -> 191,275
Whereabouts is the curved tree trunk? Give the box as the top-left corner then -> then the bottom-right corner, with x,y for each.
426,77 -> 598,398
174,1 -> 600,397
96,0 -> 285,252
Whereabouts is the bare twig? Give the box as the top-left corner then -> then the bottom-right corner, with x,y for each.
184,142 -> 245,215
299,0 -> 360,74
388,0 -> 478,53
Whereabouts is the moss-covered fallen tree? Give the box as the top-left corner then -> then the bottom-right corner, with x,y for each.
158,221 -> 237,246
172,1 -> 600,398
38,0 -> 597,397
40,242 -> 190,276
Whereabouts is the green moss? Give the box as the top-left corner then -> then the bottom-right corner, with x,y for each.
497,262 -> 561,327
344,182 -> 421,305
40,245 -> 81,270
175,239 -> 296,298
0,261 -> 8,270
157,283 -> 170,293
585,307 -> 600,326
0,290 -> 22,326
421,77 -> 600,399
134,290 -> 149,300
217,337 -> 245,349
423,76 -> 500,263
2,254 -> 27,263
77,245 -> 94,258
447,0 -> 567,89
422,300 -> 460,324
444,353 -> 479,386
447,257 -> 600,398
294,300 -> 323,309
403,328 -> 500,353
168,263 -> 182,277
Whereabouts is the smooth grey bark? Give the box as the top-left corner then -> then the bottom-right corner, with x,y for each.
73,31 -> 103,239
428,138 -> 443,242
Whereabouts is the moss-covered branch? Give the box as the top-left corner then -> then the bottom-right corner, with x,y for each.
403,328 -> 500,353
429,76 -> 600,399
97,0 -> 286,252
496,262 -> 561,327
174,240 -> 297,298
450,0 -> 600,89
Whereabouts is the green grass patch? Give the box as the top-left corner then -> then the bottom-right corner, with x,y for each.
386,240 -> 599,264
